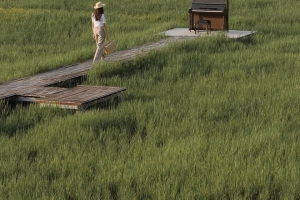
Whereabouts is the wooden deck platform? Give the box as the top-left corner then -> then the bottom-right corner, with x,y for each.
162,28 -> 256,39
0,60 -> 125,111
1,84 -> 125,111
34,85 -> 125,110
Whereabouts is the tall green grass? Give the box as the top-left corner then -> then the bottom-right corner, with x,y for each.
0,0 -> 187,82
1,0 -> 300,199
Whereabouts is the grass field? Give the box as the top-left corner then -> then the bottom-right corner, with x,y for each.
1,0 -> 300,199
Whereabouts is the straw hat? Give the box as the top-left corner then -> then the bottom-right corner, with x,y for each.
94,2 -> 105,9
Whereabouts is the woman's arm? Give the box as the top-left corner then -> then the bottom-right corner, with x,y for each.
92,22 -> 96,40
103,23 -> 109,41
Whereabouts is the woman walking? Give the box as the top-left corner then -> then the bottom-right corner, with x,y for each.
92,2 -> 109,63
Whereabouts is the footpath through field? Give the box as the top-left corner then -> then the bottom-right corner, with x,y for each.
0,36 -> 193,110
104,36 -> 193,62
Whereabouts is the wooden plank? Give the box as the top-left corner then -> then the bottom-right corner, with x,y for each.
12,86 -> 46,96
43,71 -> 87,86
80,92 -> 122,110
37,91 -> 123,110
78,87 -> 125,104
37,102 -> 80,110
0,93 -> 15,100
35,99 -> 82,106
37,86 -> 124,102
55,87 -> 97,101
0,60 -> 92,89
34,85 -> 126,109
43,62 -> 91,79
63,86 -> 124,102
63,89 -> 119,103
37,86 -> 92,101
21,87 -> 69,98
44,66 -> 87,78
0,87 -> 15,100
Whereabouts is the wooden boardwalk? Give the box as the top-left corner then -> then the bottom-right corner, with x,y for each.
0,58 -> 124,110
34,86 -> 125,110
0,36 -> 191,110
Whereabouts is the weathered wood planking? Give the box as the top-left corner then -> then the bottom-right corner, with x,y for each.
0,60 -> 92,89
20,87 -> 70,98
0,59 -> 125,110
35,85 -> 126,110
0,92 -> 14,100
0,86 -> 16,100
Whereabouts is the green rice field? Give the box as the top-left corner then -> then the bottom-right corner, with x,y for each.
1,0 -> 300,199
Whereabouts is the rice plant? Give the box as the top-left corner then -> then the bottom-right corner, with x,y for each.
1,0 -> 300,199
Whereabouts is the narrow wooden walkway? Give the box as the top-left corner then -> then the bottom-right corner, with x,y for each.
0,36 -> 192,110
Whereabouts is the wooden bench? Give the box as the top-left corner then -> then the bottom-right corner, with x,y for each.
194,20 -> 211,34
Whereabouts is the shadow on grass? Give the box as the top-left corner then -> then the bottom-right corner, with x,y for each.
237,35 -> 257,46
0,101 -> 73,138
89,49 -> 169,80
124,93 -> 155,103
